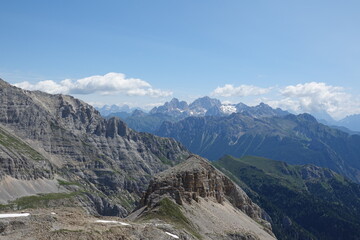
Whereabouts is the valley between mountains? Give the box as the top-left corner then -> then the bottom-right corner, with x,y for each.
1,79 -> 360,240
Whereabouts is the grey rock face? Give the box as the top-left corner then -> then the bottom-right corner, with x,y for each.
0,78 -> 190,215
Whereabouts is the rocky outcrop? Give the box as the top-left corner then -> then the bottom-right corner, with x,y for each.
0,78 -> 190,215
143,155 -> 268,220
300,164 -> 336,180
136,155 -> 275,239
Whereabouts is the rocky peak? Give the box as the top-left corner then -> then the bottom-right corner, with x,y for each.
257,102 -> 272,110
0,78 -> 11,87
96,104 -> 132,116
131,109 -> 146,117
297,113 -> 318,123
141,155 -> 270,222
168,97 -> 180,106
150,98 -> 189,115
189,96 -> 221,110
300,164 -> 337,180
235,102 -> 250,112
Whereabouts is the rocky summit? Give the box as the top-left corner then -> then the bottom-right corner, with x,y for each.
130,155 -> 275,240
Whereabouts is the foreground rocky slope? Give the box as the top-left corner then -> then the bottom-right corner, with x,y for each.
0,78 -> 189,215
214,155 -> 360,240
0,153 -> 276,240
0,207 -> 194,240
130,155 -> 276,240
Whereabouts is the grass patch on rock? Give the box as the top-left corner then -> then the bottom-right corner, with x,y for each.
57,179 -> 82,187
0,127 -> 45,161
0,192 -> 83,210
141,197 -> 202,239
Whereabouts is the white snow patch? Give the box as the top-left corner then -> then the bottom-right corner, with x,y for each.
165,232 -> 179,239
0,213 -> 30,218
95,220 -> 130,226
220,104 -> 237,114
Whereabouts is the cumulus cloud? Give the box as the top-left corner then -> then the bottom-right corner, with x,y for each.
211,84 -> 271,97
15,80 -> 69,94
14,72 -> 172,97
269,82 -> 360,120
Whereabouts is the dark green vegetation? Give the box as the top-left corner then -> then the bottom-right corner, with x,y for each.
140,197 -> 201,239
57,179 -> 83,187
214,155 -> 360,240
157,112 -> 360,182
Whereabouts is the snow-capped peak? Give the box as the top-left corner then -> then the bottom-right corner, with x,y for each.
220,104 -> 237,114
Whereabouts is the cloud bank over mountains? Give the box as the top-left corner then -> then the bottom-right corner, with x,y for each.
211,84 -> 271,97
212,82 -> 360,120
12,73 -> 360,119
271,82 -> 360,120
14,72 -> 172,97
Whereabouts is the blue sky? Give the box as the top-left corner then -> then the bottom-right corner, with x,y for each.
1,0 -> 360,119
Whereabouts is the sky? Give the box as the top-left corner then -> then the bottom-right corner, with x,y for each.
1,0 -> 360,120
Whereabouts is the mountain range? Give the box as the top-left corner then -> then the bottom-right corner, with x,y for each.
99,97 -> 360,134
97,104 -> 142,116
105,97 -> 290,133
2,78 -> 360,239
0,79 -> 276,239
156,111 -> 360,183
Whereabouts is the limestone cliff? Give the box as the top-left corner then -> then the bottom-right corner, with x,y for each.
0,78 -> 189,215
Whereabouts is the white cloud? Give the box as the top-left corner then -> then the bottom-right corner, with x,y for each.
211,84 -> 271,97
268,82 -> 360,120
14,72 -> 172,98
14,80 -> 68,94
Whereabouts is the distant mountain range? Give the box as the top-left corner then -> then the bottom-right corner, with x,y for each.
96,104 -> 142,116
338,114 -> 360,132
98,97 -> 360,133
101,96 -> 290,133
149,96 -> 289,118
95,96 -> 360,183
